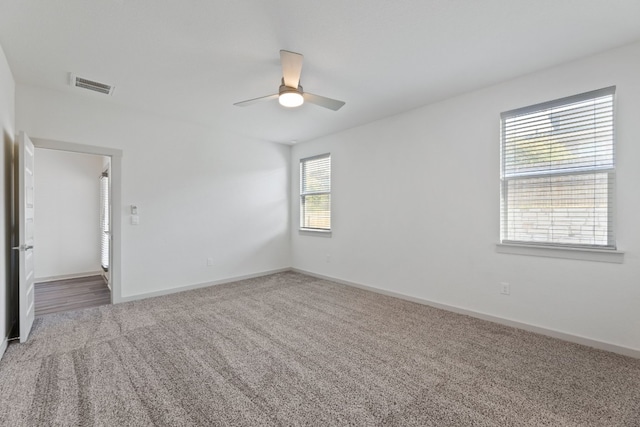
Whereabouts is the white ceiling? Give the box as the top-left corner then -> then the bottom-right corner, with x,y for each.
1,0 -> 640,144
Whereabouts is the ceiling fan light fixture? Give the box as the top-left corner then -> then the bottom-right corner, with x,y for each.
279,90 -> 304,108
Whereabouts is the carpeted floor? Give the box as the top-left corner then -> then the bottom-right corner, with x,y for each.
0,271 -> 639,426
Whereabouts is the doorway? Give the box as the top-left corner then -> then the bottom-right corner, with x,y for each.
32,148 -> 110,316
30,137 -> 122,306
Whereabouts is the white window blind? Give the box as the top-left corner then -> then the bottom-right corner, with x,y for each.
300,154 -> 331,230
500,86 -> 615,249
99,171 -> 110,270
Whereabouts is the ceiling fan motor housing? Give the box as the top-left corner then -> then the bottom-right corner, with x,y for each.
279,81 -> 303,96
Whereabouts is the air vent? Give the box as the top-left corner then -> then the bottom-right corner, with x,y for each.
69,73 -> 115,95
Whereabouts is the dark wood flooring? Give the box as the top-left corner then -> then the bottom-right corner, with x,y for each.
35,275 -> 111,316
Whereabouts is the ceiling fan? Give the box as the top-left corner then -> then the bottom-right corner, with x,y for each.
234,50 -> 345,111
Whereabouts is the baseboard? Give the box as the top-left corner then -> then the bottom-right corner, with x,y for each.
35,271 -> 103,283
292,268 -> 640,359
0,336 -> 8,361
118,267 -> 292,303
101,271 -> 111,291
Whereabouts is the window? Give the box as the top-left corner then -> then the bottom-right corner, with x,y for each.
99,170 -> 110,270
500,87 -> 615,249
300,154 -> 331,230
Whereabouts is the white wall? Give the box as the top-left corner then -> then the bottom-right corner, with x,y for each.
291,41 -> 640,352
34,149 -> 104,280
16,85 -> 291,299
0,44 -> 15,354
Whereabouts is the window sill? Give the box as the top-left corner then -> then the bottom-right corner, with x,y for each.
299,228 -> 332,237
496,243 -> 624,264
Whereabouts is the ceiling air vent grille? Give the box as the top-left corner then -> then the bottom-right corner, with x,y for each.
70,74 -> 115,95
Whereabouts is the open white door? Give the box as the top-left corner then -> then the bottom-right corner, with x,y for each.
16,131 -> 36,342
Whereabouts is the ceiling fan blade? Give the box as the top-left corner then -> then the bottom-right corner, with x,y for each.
280,50 -> 303,88
233,93 -> 279,107
303,92 -> 346,111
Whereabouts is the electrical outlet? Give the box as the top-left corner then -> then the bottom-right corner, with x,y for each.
325,254 -> 331,263
500,282 -> 510,295
207,257 -> 214,267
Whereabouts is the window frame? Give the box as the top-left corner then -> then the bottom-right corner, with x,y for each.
299,153 -> 331,232
499,86 -> 617,251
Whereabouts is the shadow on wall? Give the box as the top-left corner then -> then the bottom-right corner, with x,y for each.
3,129 -> 16,339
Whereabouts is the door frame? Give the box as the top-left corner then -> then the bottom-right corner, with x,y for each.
31,138 -> 123,304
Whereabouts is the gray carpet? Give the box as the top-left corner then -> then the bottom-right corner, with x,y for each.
0,271 -> 639,426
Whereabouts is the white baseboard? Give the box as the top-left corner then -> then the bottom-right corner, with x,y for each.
0,336 -> 8,361
118,267 -> 292,303
101,271 -> 111,291
292,268 -> 640,360
35,271 -> 103,283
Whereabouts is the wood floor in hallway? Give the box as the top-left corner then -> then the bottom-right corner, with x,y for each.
35,275 -> 111,316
